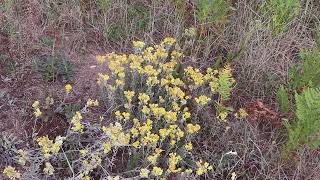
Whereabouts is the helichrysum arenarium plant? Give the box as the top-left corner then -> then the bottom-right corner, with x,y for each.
2,38 -> 236,179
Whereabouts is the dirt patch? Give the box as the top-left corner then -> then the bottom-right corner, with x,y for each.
0,49 -> 107,140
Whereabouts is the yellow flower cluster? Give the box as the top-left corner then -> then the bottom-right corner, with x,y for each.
138,93 -> 150,104
65,84 -> 72,94
133,40 -> 145,48
36,136 -> 65,158
187,123 -> 201,134
184,143 -> 193,151
195,95 -> 211,106
196,160 -> 213,175
32,100 -> 42,118
86,99 -> 99,107
239,108 -> 249,118
96,55 -> 106,64
94,38 -> 236,178
82,154 -> 102,175
185,66 -> 205,86
17,149 -> 29,166
124,90 -> 135,101
97,73 -> 109,86
140,168 -> 150,178
152,166 -> 163,176
3,166 -> 21,179
162,37 -> 176,45
16,38 -> 238,180
43,162 -> 55,175
71,111 -> 84,132
102,122 -> 130,146
147,148 -> 163,164
168,153 -> 182,173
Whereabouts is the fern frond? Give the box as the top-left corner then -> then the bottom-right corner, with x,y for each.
277,85 -> 289,113
285,88 -> 320,154
217,65 -> 235,101
290,49 -> 320,90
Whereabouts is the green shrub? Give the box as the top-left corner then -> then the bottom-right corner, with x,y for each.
284,88 -> 320,155
279,48 -> 320,156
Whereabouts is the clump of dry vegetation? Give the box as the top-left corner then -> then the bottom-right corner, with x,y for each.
1,0 -> 320,179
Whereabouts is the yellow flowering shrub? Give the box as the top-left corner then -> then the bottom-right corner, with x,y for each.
5,38 -> 235,179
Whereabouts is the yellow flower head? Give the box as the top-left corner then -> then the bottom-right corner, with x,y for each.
185,143 -> 193,151
196,160 -> 213,175
133,40 -> 146,48
44,162 -> 55,176
140,168 -> 150,178
65,84 -> 72,94
231,172 -> 237,180
71,111 -> 84,132
97,73 -> 110,85
80,149 -> 88,156
17,149 -> 29,166
34,108 -> 42,118
132,140 -> 140,148
122,112 -> 130,121
185,66 -> 205,86
239,108 -> 248,118
152,166 -> 163,176
162,37 -> 176,45
86,99 -> 99,107
183,111 -> 191,119
168,153 -> 182,173
96,55 -> 106,64
32,100 -> 40,108
187,123 -> 201,134
138,93 -> 150,104
103,142 -> 112,153
141,105 -> 150,114
116,132 -> 130,146
218,111 -> 228,122
195,95 -> 211,106
124,90 -> 135,101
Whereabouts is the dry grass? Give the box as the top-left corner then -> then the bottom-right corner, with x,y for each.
1,0 -> 320,179
227,0 -> 315,104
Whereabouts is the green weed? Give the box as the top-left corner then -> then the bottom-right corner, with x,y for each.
277,85 -> 289,113
196,0 -> 230,25
261,0 -> 301,35
32,54 -> 74,82
0,55 -> 17,75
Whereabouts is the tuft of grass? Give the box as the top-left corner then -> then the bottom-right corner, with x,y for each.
277,85 -> 289,113
32,54 -> 74,82
196,0 -> 230,25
